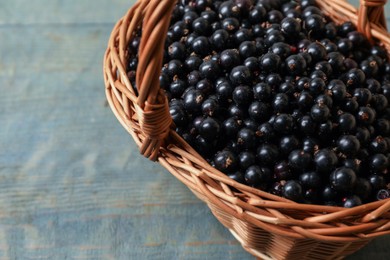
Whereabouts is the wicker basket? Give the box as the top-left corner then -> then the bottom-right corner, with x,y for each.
103,0 -> 390,259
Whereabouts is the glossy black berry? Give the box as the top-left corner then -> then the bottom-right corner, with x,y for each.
302,6 -> 323,18
244,57 -> 260,74
232,85 -> 253,105
309,78 -> 326,96
299,115 -> 317,135
201,98 -> 219,116
354,177 -> 372,201
265,73 -> 283,88
227,171 -> 246,184
342,98 -> 359,113
264,30 -> 286,48
322,185 -> 340,202
194,130 -> 217,154
330,167 -> 357,192
239,41 -> 256,59
253,83 -> 272,101
245,165 -> 272,186
353,88 -> 372,105
317,120 -> 334,141
214,150 -> 238,173
357,106 -> 376,125
285,54 -> 307,76
372,94 -> 389,112
344,68 -> 366,88
342,195 -> 362,208
256,123 -> 275,142
219,1 -> 241,19
167,59 -> 184,77
170,105 -> 188,127
183,89 -> 205,114
216,81 -> 234,102
184,56 -> 203,71
228,104 -> 247,119
361,59 -> 379,78
237,128 -> 256,149
369,136 -> 389,154
199,117 -> 220,141
235,29 -> 254,44
267,10 -> 284,24
194,0 -> 213,12
257,144 -> 280,166
375,119 -> 390,136
289,149 -> 312,171
307,42 -> 327,62
337,113 -> 356,133
369,174 -> 387,190
282,180 -> 303,201
248,101 -> 270,121
170,78 -> 187,98
279,135 -> 300,155
272,93 -> 290,113
304,14 -> 325,36
221,17 -> 240,32
273,114 -> 294,134
210,29 -> 231,51
220,49 -> 240,70
170,21 -> 189,41
369,154 -> 389,172
199,60 -> 220,80
302,136 -> 320,154
249,5 -> 266,24
315,149 -> 338,174
297,92 -> 314,110
281,17 -> 301,36
327,52 -> 345,71
222,117 -> 242,138
324,22 -> 337,39
320,39 -> 337,53
238,151 -> 256,170
270,42 -> 292,59
196,79 -> 213,94
311,103 -> 330,122
273,161 -> 292,181
338,21 -> 356,37
337,135 -> 361,156
337,38 -> 353,55
187,71 -> 201,86
191,36 -> 210,56
299,171 -> 322,188
260,53 -> 281,72
243,118 -> 259,131
230,65 -> 252,85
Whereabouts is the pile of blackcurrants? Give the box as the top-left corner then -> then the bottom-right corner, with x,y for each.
127,0 -> 390,207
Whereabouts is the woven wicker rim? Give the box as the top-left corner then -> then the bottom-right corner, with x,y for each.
104,0 -> 390,243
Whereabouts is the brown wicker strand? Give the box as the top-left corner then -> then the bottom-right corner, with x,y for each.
131,0 -> 175,160
358,0 -> 387,42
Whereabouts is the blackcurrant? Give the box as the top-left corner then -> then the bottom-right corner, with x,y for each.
330,167 -> 357,192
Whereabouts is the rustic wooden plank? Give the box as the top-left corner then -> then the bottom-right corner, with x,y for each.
0,0 -> 389,259
0,0 -> 136,25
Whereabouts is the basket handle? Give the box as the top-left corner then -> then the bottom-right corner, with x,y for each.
134,0 -> 177,160
358,0 -> 388,41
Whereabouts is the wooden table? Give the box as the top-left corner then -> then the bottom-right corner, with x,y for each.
0,0 -> 389,259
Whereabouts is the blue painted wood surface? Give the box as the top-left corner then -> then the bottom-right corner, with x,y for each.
0,1 -> 389,259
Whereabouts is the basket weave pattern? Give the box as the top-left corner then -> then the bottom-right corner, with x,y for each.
104,0 -> 390,259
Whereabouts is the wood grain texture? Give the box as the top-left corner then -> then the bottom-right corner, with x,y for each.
0,0 -> 389,259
